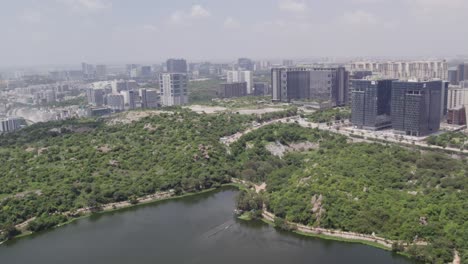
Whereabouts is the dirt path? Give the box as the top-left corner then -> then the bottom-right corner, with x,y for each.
453,250 -> 460,264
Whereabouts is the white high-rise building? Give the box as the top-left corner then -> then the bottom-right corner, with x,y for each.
159,73 -> 189,106
227,70 -> 253,94
448,84 -> 468,109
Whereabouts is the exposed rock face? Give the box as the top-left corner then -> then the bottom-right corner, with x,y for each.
419,216 -> 428,226
266,141 -> 319,158
97,145 -> 112,153
109,160 -> 120,167
311,194 -> 326,223
144,123 -> 157,131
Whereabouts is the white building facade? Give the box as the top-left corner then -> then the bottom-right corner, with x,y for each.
159,73 -> 189,106
227,70 -> 253,94
348,60 -> 448,81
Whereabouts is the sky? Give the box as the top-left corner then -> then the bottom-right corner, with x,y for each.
1,0 -> 468,66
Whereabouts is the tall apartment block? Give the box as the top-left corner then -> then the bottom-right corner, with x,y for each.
106,94 -> 125,111
457,63 -> 468,84
0,117 -> 25,133
448,67 -> 458,85
218,82 -> 247,98
139,88 -> 159,108
81,63 -> 95,80
349,60 -> 448,80
86,88 -> 105,107
351,80 -> 393,130
95,65 -> 107,80
227,71 -> 253,94
167,59 -> 188,73
391,81 -> 442,136
271,67 -> 349,107
159,73 -> 188,106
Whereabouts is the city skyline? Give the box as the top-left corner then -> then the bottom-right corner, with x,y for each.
1,0 -> 468,67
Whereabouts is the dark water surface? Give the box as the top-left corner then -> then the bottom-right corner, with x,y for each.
0,188 -> 414,264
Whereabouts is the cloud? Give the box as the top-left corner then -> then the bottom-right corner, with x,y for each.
57,0 -> 111,12
341,10 -> 377,26
19,10 -> 42,23
190,5 -> 210,18
169,4 -> 211,24
224,17 -> 240,29
278,0 -> 307,12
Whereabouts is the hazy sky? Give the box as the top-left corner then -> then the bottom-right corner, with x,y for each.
1,0 -> 468,66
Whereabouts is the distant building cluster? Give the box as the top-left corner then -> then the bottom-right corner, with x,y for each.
348,60 -> 448,81
86,80 -> 160,113
10,83 -> 81,105
271,67 -> 349,108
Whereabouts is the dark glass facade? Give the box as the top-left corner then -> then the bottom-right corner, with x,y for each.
391,81 -> 442,136
351,80 -> 393,130
271,67 -> 349,106
218,82 -> 247,98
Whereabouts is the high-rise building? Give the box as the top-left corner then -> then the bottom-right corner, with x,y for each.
238,58 -> 254,71
447,107 -> 466,125
447,83 -> 468,121
448,68 -> 458,85
219,82 -> 247,98
96,65 -> 107,80
271,67 -> 349,107
139,88 -> 159,108
159,73 -> 189,106
457,63 -> 468,83
140,66 -> 153,78
253,82 -> 269,96
351,80 -> 393,130
82,63 -> 95,80
120,90 -> 138,110
126,64 -> 140,77
227,71 -> 253,94
166,59 -> 188,73
349,60 -> 448,80
391,81 -> 442,136
86,88 -> 105,107
106,94 -> 125,111
0,117 -> 25,133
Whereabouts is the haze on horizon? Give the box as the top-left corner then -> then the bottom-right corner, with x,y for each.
1,0 -> 468,67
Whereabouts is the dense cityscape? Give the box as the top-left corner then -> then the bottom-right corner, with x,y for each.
2,58 -> 467,142
0,1 -> 467,264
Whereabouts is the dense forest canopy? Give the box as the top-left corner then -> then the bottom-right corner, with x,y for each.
0,109 -> 466,263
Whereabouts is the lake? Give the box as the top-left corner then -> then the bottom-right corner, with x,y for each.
0,188 -> 414,264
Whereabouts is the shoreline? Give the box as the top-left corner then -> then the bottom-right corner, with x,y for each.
2,184 -> 241,245
1,182 -> 459,264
